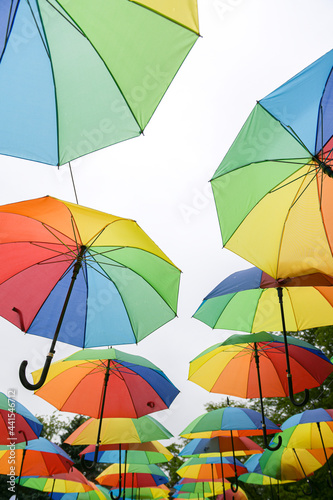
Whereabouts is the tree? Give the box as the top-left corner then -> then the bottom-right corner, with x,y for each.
204,326 -> 333,499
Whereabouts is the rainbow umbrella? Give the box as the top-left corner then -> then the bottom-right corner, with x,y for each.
109,485 -> 170,500
174,478 -> 231,497
179,436 -> 263,458
0,196 -> 181,390
65,415 -> 173,446
176,456 -> 248,499
33,348 -> 179,466
193,266 -> 333,406
0,391 -> 43,443
270,408 -> 333,488
96,463 -> 169,489
258,445 -> 333,495
211,49 -> 333,280
216,488 -> 248,500
18,467 -> 94,495
33,348 -> 179,419
188,332 -> 333,448
0,0 -> 199,167
48,485 -> 111,500
80,441 -> 173,465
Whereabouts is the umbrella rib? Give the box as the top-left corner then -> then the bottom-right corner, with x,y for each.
269,165 -> 318,194
44,0 -> 86,36
26,0 -> 50,57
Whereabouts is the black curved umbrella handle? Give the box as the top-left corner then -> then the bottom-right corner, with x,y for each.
264,431 -> 282,451
327,472 -> 333,489
301,479 -> 313,496
19,352 -> 54,390
230,477 -> 238,493
287,375 -> 310,407
81,444 -> 100,470
110,482 -> 123,500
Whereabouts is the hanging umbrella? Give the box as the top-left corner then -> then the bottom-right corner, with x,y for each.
47,484 -> 111,500
96,463 -> 169,488
0,0 -> 200,167
173,478 -> 232,498
188,331 -> 333,448
210,49 -> 333,280
33,348 -> 179,419
64,415 -> 173,446
33,347 -> 179,466
193,266 -> 333,406
109,485 -> 170,500
18,467 -> 94,494
258,445 -> 333,495
0,391 -> 43,443
179,436 -> 263,458
0,195 -> 181,390
216,488 -> 248,500
0,437 -> 73,477
80,441 -> 173,464
269,408 -> 333,487
176,456 -> 247,498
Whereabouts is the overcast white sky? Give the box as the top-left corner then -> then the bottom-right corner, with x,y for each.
1,0 -> 333,444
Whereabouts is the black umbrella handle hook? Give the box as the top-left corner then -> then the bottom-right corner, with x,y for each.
230,477 -> 238,493
19,351 -> 54,390
287,374 -> 310,407
81,443 -> 100,470
263,428 -> 282,451
300,478 -> 313,496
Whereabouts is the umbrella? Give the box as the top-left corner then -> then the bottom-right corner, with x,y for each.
47,484 -> 111,500
18,467 -> 94,494
270,408 -> 333,487
215,489 -> 248,500
188,332 -> 333,448
259,445 -> 333,495
176,456 -> 248,498
96,463 -> 169,489
80,441 -> 173,464
64,415 -> 173,446
33,347 -> 179,466
238,453 -> 295,498
0,195 -> 181,390
193,266 -> 333,406
179,436 -> 263,458
0,391 -> 43,443
174,478 -> 231,496
33,348 -> 179,419
180,407 -> 281,439
109,485 -> 170,500
210,49 -> 333,280
0,437 -> 73,480
0,0 -> 200,167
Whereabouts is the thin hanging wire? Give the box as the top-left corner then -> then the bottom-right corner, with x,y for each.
69,161 -> 79,204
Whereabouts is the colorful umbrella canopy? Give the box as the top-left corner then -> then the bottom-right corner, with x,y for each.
259,445 -> 333,486
180,407 -> 281,439
238,453 -> 295,486
0,195 -> 181,390
193,267 -> 333,334
110,485 -> 170,499
193,266 -> 333,407
80,441 -> 173,464
82,448 -> 172,466
96,463 -> 169,488
0,437 -> 73,477
215,489 -> 248,500
188,332 -> 333,448
210,49 -> 333,279
48,484 -> 111,500
65,415 -> 173,446
0,391 -> 43,443
176,456 -> 248,481
179,436 -> 263,458
18,467 -> 94,494
33,348 -> 179,419
188,331 -> 333,402
0,0 -> 199,166
174,479 -> 230,496
270,408 -> 333,487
